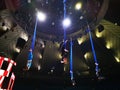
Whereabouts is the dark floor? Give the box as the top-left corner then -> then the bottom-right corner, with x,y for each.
13,75 -> 120,90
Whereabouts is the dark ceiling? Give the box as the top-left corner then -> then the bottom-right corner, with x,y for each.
104,0 -> 120,25
0,0 -> 120,89
5,0 -> 109,41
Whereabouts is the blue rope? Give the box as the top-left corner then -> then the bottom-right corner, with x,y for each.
63,0 -> 75,84
87,26 -> 99,77
31,18 -> 38,50
26,17 -> 38,70
70,39 -> 73,80
63,0 -> 67,49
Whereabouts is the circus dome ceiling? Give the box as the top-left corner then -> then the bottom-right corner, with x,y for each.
5,0 -> 109,41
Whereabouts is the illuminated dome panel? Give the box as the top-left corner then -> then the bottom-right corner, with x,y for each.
5,0 -> 109,41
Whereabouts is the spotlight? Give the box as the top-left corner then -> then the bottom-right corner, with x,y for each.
115,56 -> 120,63
62,18 -> 71,28
75,2 -> 82,10
84,52 -> 92,60
37,11 -> 46,22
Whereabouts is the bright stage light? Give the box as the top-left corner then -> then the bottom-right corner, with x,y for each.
75,2 -> 82,10
37,11 -> 46,22
63,18 -> 71,28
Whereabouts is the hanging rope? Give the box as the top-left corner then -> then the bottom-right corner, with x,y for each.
70,39 -> 76,85
70,39 -> 73,80
63,0 -> 75,85
63,0 -> 67,48
31,18 -> 38,50
25,17 -> 38,70
87,25 -> 99,77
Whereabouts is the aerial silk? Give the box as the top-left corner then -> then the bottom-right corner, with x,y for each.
63,0 -> 75,85
87,25 -> 99,77
26,18 -> 38,70
63,0 -> 67,48
70,39 -> 73,80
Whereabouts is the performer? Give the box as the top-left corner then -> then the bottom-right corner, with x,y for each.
60,40 -> 69,64
23,49 -> 33,70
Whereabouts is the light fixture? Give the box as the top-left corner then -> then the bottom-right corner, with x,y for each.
75,2 -> 82,10
95,29 -> 103,38
37,11 -> 46,22
115,56 -> 120,63
62,18 -> 71,28
84,52 -> 92,60
106,41 -> 113,49
77,36 -> 86,45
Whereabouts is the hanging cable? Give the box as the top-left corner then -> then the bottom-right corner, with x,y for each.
87,25 -> 99,77
24,17 -> 38,70
63,0 -> 75,85
31,18 -> 38,50
70,38 -> 75,85
63,0 -> 67,48
61,0 -> 68,65
85,0 -> 99,78
70,39 -> 73,80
